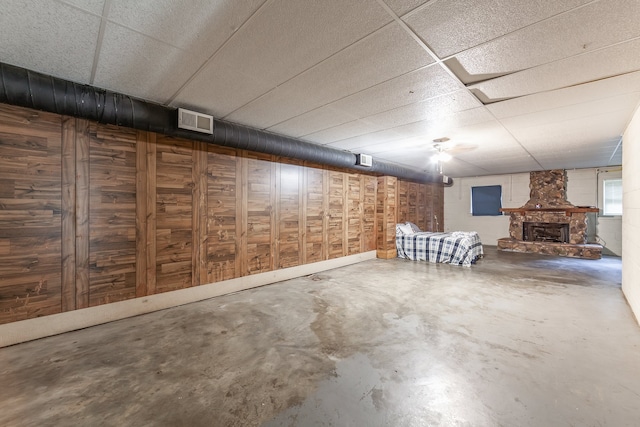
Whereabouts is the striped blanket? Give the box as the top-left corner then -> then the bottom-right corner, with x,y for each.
396,231 -> 483,267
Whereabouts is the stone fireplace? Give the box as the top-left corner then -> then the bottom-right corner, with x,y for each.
497,170 -> 602,259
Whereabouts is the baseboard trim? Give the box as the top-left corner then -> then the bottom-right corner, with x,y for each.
0,251 -> 376,348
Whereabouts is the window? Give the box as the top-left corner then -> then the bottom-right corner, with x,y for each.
603,179 -> 622,216
471,185 -> 502,216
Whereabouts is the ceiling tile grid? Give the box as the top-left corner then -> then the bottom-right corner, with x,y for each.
403,0 -> 592,57
448,0 -> 640,78
173,0 -> 393,116
224,22 -> 434,129
94,22 -> 205,102
1,0 -> 640,177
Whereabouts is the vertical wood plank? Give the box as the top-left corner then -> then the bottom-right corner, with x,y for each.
298,166 -> 305,266
302,166 -> 324,264
322,169 -> 329,261
0,105 -> 63,324
363,176 -> 377,252
376,176 -> 397,259
75,119 -> 90,309
342,172 -> 348,257
192,141 -> 208,286
236,154 -> 248,277
135,131 -> 156,297
207,146 -> 238,282
135,131 -> 148,297
155,136 -> 193,293
273,162 -> 281,270
146,134 -> 157,294
61,117 -> 76,311
360,176 -> 365,253
89,124 -> 138,305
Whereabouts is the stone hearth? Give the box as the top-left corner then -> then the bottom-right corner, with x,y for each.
498,170 -> 602,259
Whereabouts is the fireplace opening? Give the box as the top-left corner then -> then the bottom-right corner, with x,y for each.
523,222 -> 570,243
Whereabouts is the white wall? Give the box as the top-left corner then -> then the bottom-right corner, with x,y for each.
444,167 -> 622,255
622,105 -> 640,324
444,173 -> 529,244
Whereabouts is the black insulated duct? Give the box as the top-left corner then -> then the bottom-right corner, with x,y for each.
0,62 -> 451,185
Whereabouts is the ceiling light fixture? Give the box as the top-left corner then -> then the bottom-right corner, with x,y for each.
431,138 -> 452,176
433,150 -> 452,163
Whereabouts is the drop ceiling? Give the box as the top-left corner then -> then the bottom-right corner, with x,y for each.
1,0 -> 639,178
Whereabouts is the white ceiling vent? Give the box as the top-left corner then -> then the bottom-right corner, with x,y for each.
178,108 -> 213,134
356,153 -> 373,167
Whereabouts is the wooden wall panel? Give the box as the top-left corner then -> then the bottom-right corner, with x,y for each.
192,142 -> 209,286
432,183 -> 444,231
88,124 -> 137,306
0,106 -> 62,324
135,131 -> 157,297
376,176 -> 397,259
207,146 -> 238,283
0,102 -> 448,326
277,163 -> 301,269
155,136 -> 193,293
397,180 -> 408,223
303,168 -> 325,264
417,184 -> 428,231
362,176 -> 377,251
61,117 -> 77,311
396,180 -> 443,232
75,120 -> 91,309
246,153 -> 274,274
328,171 -> 345,259
347,174 -> 362,255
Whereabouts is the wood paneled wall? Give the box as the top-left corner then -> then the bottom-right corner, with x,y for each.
2,103 -> 432,325
397,179 -> 444,232
0,106 -> 62,324
376,176 -> 445,259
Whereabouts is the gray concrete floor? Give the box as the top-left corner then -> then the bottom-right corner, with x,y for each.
1,247 -> 638,427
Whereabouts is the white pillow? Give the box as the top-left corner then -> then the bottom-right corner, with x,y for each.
406,222 -> 421,233
396,223 -> 414,235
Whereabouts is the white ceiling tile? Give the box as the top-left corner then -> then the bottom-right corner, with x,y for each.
0,0 -> 100,83
63,0 -> 105,15
469,38 -> 640,101
372,104 -> 492,135
487,71 -> 640,119
326,129 -> 405,151
404,0 -> 590,58
500,92 -> 640,131
328,65 -> 464,120
304,120 -> 383,145
94,23 -> 203,102
174,0 -> 392,116
369,91 -> 482,130
513,111 -> 631,150
267,106 -> 359,137
108,0 -> 266,63
383,0 -> 432,16
225,22 -> 434,128
451,0 -> 640,77
360,136 -> 426,154
171,60 -> 274,118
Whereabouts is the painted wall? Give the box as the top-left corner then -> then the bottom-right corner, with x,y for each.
622,104 -> 640,323
444,168 -> 622,255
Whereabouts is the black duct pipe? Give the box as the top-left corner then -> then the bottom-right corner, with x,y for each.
0,62 -> 451,185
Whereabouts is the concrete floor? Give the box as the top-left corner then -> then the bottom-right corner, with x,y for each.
1,247 -> 638,426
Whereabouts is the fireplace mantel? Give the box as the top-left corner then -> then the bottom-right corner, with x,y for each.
500,206 -> 599,216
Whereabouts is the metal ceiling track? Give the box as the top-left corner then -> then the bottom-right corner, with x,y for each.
0,62 -> 450,185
